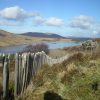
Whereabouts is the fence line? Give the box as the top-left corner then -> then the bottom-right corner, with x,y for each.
1,51 -> 71,99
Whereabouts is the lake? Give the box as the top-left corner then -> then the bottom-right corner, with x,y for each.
0,42 -> 81,54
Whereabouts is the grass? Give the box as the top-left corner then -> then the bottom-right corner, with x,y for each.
49,48 -> 69,58
19,47 -> 100,100
60,59 -> 100,100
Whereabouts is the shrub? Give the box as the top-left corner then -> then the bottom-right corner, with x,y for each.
23,43 -> 49,54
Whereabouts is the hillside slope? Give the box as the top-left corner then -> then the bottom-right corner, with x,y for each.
0,30 -> 14,37
21,32 -> 65,38
0,30 -> 34,47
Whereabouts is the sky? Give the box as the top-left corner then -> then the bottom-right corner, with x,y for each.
0,0 -> 100,37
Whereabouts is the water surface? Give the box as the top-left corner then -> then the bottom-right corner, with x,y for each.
0,42 -> 81,54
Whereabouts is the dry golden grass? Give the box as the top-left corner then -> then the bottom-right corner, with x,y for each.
63,45 -> 81,52
95,38 -> 100,43
49,49 -> 68,58
20,48 -> 100,100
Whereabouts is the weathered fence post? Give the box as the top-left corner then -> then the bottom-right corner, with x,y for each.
31,53 -> 35,77
21,53 -> 27,94
26,53 -> 31,86
14,53 -> 19,97
3,56 -> 9,100
18,54 -> 22,94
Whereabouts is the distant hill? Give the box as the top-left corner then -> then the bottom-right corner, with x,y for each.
21,32 -> 65,38
0,30 -> 15,37
66,36 -> 92,41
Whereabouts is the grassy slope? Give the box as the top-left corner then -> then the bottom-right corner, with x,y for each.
20,48 -> 100,100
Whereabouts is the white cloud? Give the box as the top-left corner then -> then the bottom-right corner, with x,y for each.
33,16 -> 45,26
0,20 -> 19,26
33,17 -> 64,27
0,7 -> 64,27
45,17 -> 64,26
0,6 -> 39,20
69,15 -> 94,29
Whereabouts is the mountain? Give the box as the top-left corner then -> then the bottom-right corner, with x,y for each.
21,32 -> 65,38
66,36 -> 92,41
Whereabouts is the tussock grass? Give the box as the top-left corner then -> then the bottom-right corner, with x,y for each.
20,49 -> 100,100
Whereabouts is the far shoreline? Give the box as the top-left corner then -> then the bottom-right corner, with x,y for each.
0,38 -> 75,48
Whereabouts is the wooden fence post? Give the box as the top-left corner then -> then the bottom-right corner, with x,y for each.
14,53 -> 19,97
31,53 -> 35,77
21,53 -> 27,94
18,54 -> 22,94
3,56 -> 9,100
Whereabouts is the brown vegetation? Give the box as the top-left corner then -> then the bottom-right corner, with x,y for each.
20,46 -> 100,100
23,43 -> 49,54
63,45 -> 81,52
